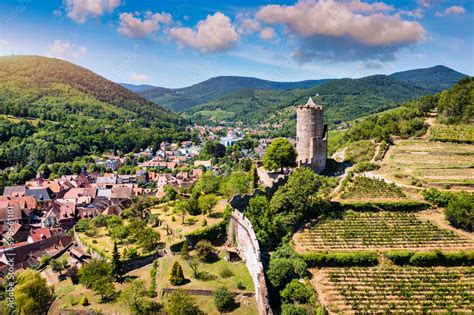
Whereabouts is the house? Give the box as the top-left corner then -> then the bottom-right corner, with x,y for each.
69,246 -> 91,264
0,205 -> 29,226
194,160 -> 212,170
192,169 -> 204,178
42,201 -> 76,229
27,227 -> 52,243
96,176 -> 117,188
2,186 -> 26,197
1,223 -> 29,243
25,188 -> 54,204
110,187 -> 132,207
105,159 -> 119,171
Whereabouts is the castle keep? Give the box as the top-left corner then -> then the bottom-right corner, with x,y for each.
296,96 -> 328,173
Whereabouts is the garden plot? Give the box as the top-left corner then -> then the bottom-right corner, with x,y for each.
294,211 -> 474,252
314,266 -> 474,314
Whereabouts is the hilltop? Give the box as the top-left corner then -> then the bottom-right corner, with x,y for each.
138,76 -> 331,112
0,55 -> 186,171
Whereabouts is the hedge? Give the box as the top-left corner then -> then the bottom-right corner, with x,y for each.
300,251 -> 378,267
385,250 -> 474,266
185,220 -> 228,246
169,241 -> 185,253
338,200 -> 430,212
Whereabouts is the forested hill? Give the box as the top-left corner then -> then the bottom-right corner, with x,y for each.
188,74 -> 431,134
0,55 -> 179,127
0,55 -> 188,176
139,76 -> 332,112
119,83 -> 156,93
390,65 -> 467,92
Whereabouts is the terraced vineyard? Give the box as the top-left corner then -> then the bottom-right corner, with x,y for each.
430,124 -> 474,143
295,211 -> 474,251
340,176 -> 405,200
317,266 -> 474,314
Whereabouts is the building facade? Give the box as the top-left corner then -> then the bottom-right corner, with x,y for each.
296,97 -> 328,173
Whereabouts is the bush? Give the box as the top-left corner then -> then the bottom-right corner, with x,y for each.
220,267 -> 234,278
301,252 -> 378,267
170,241 -> 185,253
169,261 -> 185,286
281,303 -> 307,315
236,280 -> 246,290
195,240 -> 217,263
444,192 -> 474,232
353,162 -> 380,173
281,280 -> 313,304
267,258 -> 296,288
212,286 -> 236,312
185,220 -> 228,246
196,271 -> 217,281
386,250 -> 474,266
339,200 -> 429,212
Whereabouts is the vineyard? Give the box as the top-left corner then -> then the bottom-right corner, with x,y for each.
316,266 -> 474,314
340,176 -> 405,200
295,211 -> 474,251
430,124 -> 474,143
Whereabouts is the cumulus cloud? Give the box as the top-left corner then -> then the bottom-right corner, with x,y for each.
131,72 -> 149,82
65,0 -> 121,23
236,15 -> 261,34
259,27 -> 276,40
256,0 -> 425,63
118,11 -> 172,39
437,5 -> 465,16
168,12 -> 239,53
49,40 -> 87,58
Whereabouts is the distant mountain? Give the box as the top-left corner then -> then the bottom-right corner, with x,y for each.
120,83 -> 157,93
140,76 -> 332,112
190,75 -> 430,135
389,65 -> 467,92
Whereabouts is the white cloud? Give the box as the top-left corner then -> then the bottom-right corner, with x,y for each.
236,15 -> 261,34
168,12 -> 239,53
256,0 -> 425,62
259,27 -> 276,41
49,40 -> 87,58
358,60 -> 383,70
399,8 -> 424,19
131,72 -> 149,82
65,0 -> 121,23
442,5 -> 465,16
118,11 -> 172,39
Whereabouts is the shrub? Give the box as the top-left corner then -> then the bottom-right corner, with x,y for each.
281,280 -> 313,304
196,271 -> 217,281
444,192 -> 474,232
385,251 -> 413,265
169,261 -> 185,286
267,258 -> 296,288
195,240 -> 217,263
167,290 -> 202,315
236,280 -> 246,290
220,267 -> 233,278
353,162 -> 380,173
386,250 -> 474,266
281,303 -> 307,315
212,286 -> 236,312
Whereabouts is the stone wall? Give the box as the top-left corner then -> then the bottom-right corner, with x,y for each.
228,210 -> 272,315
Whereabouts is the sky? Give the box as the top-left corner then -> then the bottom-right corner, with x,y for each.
0,0 -> 473,88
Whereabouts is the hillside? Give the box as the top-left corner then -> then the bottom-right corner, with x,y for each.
190,75 -> 430,135
119,83 -> 157,93
390,65 -> 467,92
0,55 -> 187,171
140,76 -> 331,112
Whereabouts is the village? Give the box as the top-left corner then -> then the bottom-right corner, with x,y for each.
0,123 -> 270,274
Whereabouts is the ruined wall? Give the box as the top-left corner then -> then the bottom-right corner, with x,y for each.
229,210 -> 272,315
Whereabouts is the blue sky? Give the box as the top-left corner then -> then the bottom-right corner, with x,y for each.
0,0 -> 472,87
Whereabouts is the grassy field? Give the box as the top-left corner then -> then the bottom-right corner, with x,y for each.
314,266 -> 474,314
294,210 -> 474,252
158,251 -> 254,292
378,139 -> 474,189
430,124 -> 474,143
197,109 -> 236,120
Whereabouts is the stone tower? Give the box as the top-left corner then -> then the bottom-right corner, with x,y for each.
296,96 -> 328,173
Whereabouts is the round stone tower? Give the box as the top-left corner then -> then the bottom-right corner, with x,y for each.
296,96 -> 328,173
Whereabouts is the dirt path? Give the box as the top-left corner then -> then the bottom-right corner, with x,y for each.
371,143 -> 381,163
364,171 -> 423,190
309,269 -> 336,315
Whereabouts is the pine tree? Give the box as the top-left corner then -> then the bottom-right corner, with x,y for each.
169,261 -> 185,285
111,242 -> 123,282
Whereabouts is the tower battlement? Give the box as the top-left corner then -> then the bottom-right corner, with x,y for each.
295,97 -> 328,173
